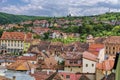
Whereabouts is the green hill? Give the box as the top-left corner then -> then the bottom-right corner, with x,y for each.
0,12 -> 120,37
0,12 -> 50,24
1,12 -> 120,25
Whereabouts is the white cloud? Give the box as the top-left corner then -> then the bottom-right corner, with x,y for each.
0,0 -> 120,16
0,0 -> 7,3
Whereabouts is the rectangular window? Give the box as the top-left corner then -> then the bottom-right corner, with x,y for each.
18,43 -> 19,47
86,64 -> 88,67
66,75 -> 70,79
106,46 -> 108,49
92,64 -> 94,67
11,41 -> 13,46
21,43 -> 23,47
14,42 -> 16,46
113,47 -> 115,50
69,61 -> 73,64
8,43 -> 10,46
106,51 -> 108,54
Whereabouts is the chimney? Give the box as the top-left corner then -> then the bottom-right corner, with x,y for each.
13,76 -> 16,80
31,68 -> 35,74
47,70 -> 50,75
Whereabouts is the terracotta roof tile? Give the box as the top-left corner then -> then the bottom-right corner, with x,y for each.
1,32 -> 33,41
17,56 -> 37,61
104,36 -> 120,44
88,44 -> 104,56
1,32 -> 25,40
83,51 -> 98,61
7,60 -> 37,71
96,60 -> 114,71
65,52 -> 82,59
41,56 -> 57,70
31,71 -> 54,80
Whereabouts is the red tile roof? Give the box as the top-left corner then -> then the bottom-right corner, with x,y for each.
17,56 -> 37,61
31,71 -> 54,80
1,32 -> 25,40
1,32 -> 33,41
32,27 -> 50,34
65,52 -> 82,60
7,60 -> 37,71
103,36 -> 120,44
83,51 -> 98,61
89,44 -> 104,50
88,44 -> 104,56
41,57 -> 57,70
96,60 -> 114,71
25,32 -> 33,42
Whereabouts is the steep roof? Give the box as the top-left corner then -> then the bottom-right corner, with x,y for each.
1,32 -> 25,40
103,36 -> 120,44
17,56 -> 37,61
96,60 -> 114,71
83,51 -> 98,61
41,56 -> 57,70
79,74 -> 90,80
7,60 -> 37,71
31,71 -> 54,80
88,43 -> 104,56
24,32 -> 33,42
0,32 -> 33,41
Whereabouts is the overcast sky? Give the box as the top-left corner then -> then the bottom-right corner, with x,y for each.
0,0 -> 120,16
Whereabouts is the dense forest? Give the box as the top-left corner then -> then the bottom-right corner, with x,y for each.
0,12 -> 51,24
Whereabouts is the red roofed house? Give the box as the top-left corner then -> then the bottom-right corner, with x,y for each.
88,43 -> 105,63
32,27 -> 50,36
82,51 -> 98,73
41,56 -> 58,70
7,60 -> 37,71
17,55 -> 37,64
96,59 -> 114,80
59,71 -> 95,80
64,52 -> 82,73
0,32 -> 33,53
33,20 -> 49,27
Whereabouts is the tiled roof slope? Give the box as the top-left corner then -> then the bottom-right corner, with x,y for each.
96,60 -> 114,71
83,51 -> 98,61
7,60 -> 37,71
103,36 -> 120,44
1,32 -> 32,41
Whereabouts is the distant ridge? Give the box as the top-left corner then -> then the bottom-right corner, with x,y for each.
0,12 -> 120,25
0,12 -> 50,25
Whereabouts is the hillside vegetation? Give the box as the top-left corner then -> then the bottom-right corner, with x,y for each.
0,12 -> 50,24
0,12 -> 120,37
